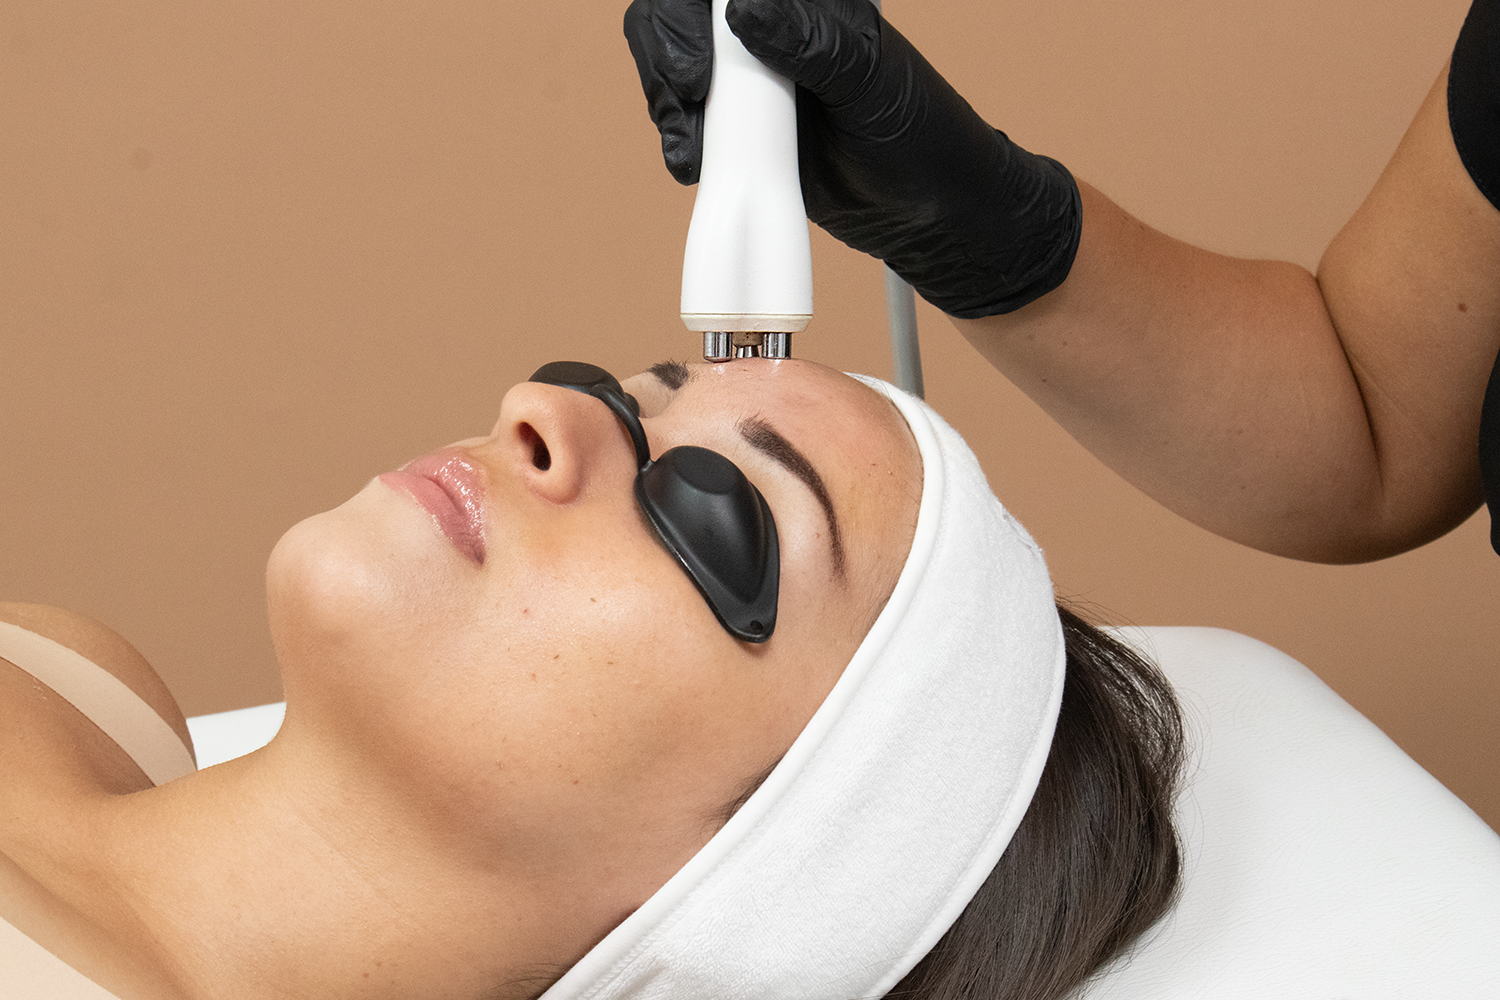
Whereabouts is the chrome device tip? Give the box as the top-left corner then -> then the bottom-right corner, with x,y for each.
703,331 -> 734,362
756,332 -> 792,359
702,331 -> 793,363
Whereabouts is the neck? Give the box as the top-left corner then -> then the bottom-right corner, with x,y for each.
69,724 -> 600,1000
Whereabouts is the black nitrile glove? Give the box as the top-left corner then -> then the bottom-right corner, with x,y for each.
623,0 -> 1082,318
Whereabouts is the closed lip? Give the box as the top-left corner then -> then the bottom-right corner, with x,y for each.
379,448 -> 487,564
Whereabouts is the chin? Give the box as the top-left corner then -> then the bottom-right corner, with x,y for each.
266,482 -> 459,671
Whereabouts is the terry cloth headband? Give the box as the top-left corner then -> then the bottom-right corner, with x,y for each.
541,375 -> 1066,1000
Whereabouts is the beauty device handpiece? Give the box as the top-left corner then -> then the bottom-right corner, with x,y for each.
681,0 -> 813,362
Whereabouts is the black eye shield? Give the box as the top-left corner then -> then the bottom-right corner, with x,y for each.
528,362 -> 779,643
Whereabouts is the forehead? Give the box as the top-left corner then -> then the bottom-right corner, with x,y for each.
624,359 -> 905,430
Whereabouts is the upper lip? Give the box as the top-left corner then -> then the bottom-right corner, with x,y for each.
420,455 -> 477,513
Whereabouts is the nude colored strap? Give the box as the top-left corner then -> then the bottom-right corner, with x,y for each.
0,621 -> 195,786
0,918 -> 123,999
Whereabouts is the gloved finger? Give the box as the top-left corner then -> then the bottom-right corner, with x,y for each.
624,0 -> 714,184
624,0 -> 715,104
726,0 -> 880,107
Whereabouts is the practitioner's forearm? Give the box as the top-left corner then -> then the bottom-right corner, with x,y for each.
955,69 -> 1500,563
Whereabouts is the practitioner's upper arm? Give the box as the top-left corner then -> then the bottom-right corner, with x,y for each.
1316,62 -> 1500,541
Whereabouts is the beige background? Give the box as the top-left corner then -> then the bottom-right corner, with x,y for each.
2,0 -> 1495,827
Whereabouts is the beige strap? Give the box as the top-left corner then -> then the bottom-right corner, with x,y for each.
0,918 -> 123,999
0,621 -> 195,786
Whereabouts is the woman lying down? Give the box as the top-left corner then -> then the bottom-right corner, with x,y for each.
0,359 -> 1183,1000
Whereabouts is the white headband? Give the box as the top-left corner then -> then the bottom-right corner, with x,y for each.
542,376 -> 1065,999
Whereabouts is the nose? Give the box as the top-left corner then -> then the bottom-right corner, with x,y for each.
488,382 -> 643,506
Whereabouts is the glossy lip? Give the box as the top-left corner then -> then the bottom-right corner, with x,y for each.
379,448 -> 487,564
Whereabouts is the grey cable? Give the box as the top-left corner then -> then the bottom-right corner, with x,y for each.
866,0 -> 923,399
884,266 -> 924,399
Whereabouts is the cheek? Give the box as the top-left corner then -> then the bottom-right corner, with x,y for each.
408,574 -> 790,867
462,548 -> 737,769
465,564 -> 810,798
364,516 -> 744,762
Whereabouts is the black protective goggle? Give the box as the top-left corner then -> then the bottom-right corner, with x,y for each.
529,362 -> 780,642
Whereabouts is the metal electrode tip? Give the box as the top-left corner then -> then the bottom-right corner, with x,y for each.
757,332 -> 792,359
703,331 -> 734,362
702,331 -> 793,363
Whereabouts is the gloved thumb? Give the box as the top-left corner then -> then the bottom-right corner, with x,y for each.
726,0 -> 881,106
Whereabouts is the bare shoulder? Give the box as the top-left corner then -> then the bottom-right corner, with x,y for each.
0,602 -> 193,764
0,606 -> 195,999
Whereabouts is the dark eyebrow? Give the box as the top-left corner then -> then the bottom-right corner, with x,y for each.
737,416 -> 846,579
648,359 -> 692,391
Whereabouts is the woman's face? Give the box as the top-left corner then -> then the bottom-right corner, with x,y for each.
265,359 -> 919,921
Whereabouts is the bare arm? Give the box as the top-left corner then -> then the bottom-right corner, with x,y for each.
955,66 -> 1500,563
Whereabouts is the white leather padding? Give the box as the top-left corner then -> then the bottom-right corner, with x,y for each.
1092,625 -> 1500,998
185,701 -> 284,768
183,627 -> 1500,995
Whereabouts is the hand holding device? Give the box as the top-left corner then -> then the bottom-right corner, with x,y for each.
624,0 -> 1082,319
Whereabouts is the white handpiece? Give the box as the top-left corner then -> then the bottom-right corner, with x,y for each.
681,0 -> 813,361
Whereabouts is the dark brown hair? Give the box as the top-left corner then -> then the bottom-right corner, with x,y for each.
887,603 -> 1186,1000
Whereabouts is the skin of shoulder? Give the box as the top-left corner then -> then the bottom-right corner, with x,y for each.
0,604 -> 198,999
0,602 -> 194,773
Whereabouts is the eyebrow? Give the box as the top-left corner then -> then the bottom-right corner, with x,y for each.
648,359 -> 692,390
738,416 -> 846,579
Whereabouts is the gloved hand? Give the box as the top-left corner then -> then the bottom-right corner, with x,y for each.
623,0 -> 1082,318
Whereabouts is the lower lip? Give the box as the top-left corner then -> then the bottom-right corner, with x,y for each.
379,450 -> 487,564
